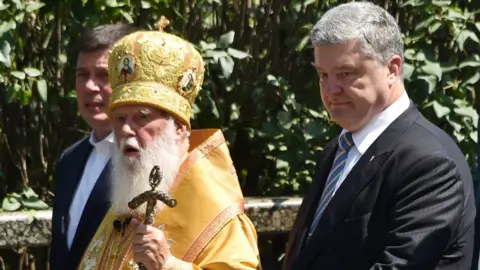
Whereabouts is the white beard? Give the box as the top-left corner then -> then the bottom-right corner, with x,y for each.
111,119 -> 182,217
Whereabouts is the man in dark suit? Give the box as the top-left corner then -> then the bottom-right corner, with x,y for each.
49,24 -> 138,270
283,2 -> 476,270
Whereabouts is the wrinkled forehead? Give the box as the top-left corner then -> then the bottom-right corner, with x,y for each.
111,104 -> 163,116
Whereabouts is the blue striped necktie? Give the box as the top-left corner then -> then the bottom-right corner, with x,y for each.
308,132 -> 354,238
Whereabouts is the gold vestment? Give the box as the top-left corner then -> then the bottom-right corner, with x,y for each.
78,129 -> 261,270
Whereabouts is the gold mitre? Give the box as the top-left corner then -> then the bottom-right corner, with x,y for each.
108,20 -> 205,129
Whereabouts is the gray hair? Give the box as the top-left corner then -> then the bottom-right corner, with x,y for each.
311,2 -> 403,65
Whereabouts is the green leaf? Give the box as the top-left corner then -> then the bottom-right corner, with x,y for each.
417,75 -> 437,93
120,11 -> 134,23
403,63 -> 414,81
0,2 -> 10,11
433,101 -> 450,118
106,0 -> 118,7
227,48 -> 250,59
459,72 -> 480,88
59,54 -> 67,64
421,62 -> 442,80
66,90 -> 77,99
404,49 -> 416,61
0,21 -> 16,36
219,55 -> 234,79
24,67 -> 42,77
11,71 -> 26,80
296,35 -> 310,52
2,196 -> 21,212
199,41 -> 217,51
0,40 -> 11,68
36,79 -> 48,102
141,1 -> 151,8
459,58 -> 480,69
428,22 -> 442,34
432,0 -> 451,6
204,50 -> 228,61
21,197 -> 49,210
447,9 -> 468,21
456,30 -> 480,51
217,31 -> 235,49
25,2 -> 45,12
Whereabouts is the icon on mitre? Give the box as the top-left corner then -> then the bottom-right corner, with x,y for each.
119,55 -> 135,82
180,68 -> 196,93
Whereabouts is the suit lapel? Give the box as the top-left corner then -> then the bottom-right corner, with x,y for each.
292,103 -> 420,269
283,140 -> 337,270
58,139 -> 92,243
68,161 -> 112,264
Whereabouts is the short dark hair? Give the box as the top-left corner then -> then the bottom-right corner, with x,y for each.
75,24 -> 139,54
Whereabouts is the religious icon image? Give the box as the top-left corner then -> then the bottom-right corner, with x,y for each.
119,55 -> 135,81
180,68 -> 196,93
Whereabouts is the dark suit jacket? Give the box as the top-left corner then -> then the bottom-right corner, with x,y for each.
50,138 -> 112,270
283,103 -> 476,270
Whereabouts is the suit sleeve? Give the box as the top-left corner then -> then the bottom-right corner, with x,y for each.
371,155 -> 464,270
163,213 -> 262,270
49,161 -> 64,269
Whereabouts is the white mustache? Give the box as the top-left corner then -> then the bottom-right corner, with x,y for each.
120,137 -> 140,151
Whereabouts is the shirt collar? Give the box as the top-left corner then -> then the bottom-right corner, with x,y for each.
89,131 -> 115,147
342,91 -> 410,154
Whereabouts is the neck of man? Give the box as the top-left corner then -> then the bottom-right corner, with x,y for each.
93,127 -> 111,142
384,80 -> 405,111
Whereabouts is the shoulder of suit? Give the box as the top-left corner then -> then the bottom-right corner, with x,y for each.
59,137 -> 89,161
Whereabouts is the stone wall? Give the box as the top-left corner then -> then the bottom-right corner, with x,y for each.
0,197 -> 302,248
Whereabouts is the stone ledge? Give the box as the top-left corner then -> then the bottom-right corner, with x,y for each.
0,197 -> 302,248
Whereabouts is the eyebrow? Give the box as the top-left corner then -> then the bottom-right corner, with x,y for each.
139,108 -> 152,115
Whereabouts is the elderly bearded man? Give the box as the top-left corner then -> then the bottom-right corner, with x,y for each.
77,22 -> 261,270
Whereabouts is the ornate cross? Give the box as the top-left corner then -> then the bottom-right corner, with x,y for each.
128,165 -> 177,269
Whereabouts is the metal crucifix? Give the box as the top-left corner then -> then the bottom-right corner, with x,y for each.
128,165 -> 177,270
128,165 -> 177,224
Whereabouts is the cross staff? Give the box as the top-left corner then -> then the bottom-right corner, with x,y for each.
128,165 -> 177,269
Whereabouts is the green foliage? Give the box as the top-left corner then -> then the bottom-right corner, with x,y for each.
0,0 -> 478,201
0,0 -> 478,269
400,0 -> 480,169
1,188 -> 48,212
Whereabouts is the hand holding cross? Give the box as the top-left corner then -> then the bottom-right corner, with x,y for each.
128,165 -> 177,270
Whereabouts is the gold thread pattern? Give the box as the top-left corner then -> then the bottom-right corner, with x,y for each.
108,29 -> 205,129
182,202 -> 245,262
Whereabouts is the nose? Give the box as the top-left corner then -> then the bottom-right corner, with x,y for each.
85,78 -> 100,92
121,118 -> 136,137
322,77 -> 343,96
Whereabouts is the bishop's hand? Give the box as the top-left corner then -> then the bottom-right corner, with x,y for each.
132,218 -> 171,270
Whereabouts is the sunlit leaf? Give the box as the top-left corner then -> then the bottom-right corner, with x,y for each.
11,71 -> 26,80
219,55 -> 234,79
25,2 -> 45,12
141,1 -> 151,8
403,63 -> 414,81
227,48 -> 250,59
2,196 -> 21,212
36,79 -> 48,102
433,101 -> 450,118
456,29 -> 480,51
24,67 -> 42,77
421,62 -> 442,80
218,31 -> 235,49
120,10 -> 134,23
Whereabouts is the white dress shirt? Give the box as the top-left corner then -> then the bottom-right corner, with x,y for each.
332,91 -> 411,196
67,132 -> 114,248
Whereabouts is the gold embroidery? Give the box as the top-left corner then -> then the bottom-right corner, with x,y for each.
182,202 -> 245,262
82,231 -> 106,270
108,29 -> 205,129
